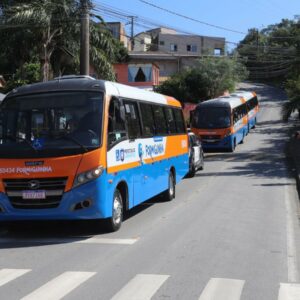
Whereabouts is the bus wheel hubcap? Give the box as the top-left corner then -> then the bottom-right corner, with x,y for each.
113,196 -> 122,224
170,176 -> 174,196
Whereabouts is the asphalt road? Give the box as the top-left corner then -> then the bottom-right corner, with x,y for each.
0,83 -> 300,300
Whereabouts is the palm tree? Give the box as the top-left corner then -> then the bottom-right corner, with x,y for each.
5,0 -> 80,81
3,0 -> 127,82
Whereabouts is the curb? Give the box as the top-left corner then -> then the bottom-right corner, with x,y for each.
288,139 -> 300,198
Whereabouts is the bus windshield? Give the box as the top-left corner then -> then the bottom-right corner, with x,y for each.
193,107 -> 231,129
0,91 -> 103,158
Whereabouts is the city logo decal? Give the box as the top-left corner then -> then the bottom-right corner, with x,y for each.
116,148 -> 136,162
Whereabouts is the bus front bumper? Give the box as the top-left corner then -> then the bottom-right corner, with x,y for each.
0,178 -> 111,221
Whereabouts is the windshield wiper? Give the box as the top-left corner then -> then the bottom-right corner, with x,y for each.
55,134 -> 88,153
1,135 -> 38,152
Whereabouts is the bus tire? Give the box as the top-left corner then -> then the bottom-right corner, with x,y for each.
105,188 -> 123,232
240,132 -> 245,144
199,150 -> 204,170
188,152 -> 196,177
230,139 -> 236,152
165,171 -> 175,201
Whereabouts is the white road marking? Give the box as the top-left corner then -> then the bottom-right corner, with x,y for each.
278,283 -> 300,300
21,271 -> 96,300
0,269 -> 31,287
0,237 -> 138,245
111,274 -> 169,300
198,278 -> 245,300
285,183 -> 300,282
77,237 -> 138,245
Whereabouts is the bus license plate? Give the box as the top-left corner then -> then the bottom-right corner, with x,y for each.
22,190 -> 46,199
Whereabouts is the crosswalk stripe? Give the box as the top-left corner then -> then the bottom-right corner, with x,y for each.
20,271 -> 96,300
0,269 -> 31,287
278,283 -> 300,300
111,274 -> 169,300
198,278 -> 245,300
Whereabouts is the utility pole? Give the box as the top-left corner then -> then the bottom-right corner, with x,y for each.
80,0 -> 90,75
129,16 -> 136,51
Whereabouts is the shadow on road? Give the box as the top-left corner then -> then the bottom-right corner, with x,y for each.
0,194 -> 167,249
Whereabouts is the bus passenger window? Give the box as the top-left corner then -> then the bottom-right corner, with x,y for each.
233,110 -> 238,123
152,105 -> 167,135
108,98 -> 126,147
164,107 -> 177,133
124,101 -> 141,139
173,108 -> 186,133
140,103 -> 155,137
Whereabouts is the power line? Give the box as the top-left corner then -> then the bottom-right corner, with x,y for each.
94,3 -> 298,53
138,0 -> 247,35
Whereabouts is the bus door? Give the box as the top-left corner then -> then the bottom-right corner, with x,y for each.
122,100 -> 145,206
107,98 -> 136,207
138,103 -> 159,201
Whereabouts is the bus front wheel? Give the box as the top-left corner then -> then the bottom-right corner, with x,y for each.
230,139 -> 236,152
105,189 -> 123,232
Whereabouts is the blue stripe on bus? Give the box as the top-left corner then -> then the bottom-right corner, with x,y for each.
201,125 -> 248,150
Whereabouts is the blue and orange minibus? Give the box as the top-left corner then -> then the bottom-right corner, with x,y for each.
231,91 -> 259,131
0,76 -> 188,231
191,95 -> 251,152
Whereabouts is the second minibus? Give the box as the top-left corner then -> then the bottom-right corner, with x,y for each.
191,95 -> 249,152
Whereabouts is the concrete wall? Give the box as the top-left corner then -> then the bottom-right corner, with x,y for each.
133,33 -> 152,52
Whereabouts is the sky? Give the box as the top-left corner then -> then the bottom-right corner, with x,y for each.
93,0 -> 300,50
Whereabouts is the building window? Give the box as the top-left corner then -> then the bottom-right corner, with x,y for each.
187,44 -> 197,52
128,65 -> 153,82
135,68 -> 146,82
214,48 -> 222,56
170,44 -> 177,52
159,41 -> 165,45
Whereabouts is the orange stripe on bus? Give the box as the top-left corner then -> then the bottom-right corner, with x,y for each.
107,161 -> 141,174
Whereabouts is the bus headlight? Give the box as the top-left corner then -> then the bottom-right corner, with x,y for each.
73,166 -> 104,188
224,129 -> 232,137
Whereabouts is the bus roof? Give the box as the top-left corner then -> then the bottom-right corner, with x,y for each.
197,96 -> 245,110
230,91 -> 256,101
104,81 -> 181,107
4,76 -> 181,108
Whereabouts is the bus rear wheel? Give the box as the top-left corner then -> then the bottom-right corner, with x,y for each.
105,189 -> 123,232
164,171 -> 175,201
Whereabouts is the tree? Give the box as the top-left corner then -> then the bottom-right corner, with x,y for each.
4,0 -> 82,81
236,19 -> 300,121
3,62 -> 40,93
282,76 -> 300,121
156,57 -> 248,103
237,19 -> 299,82
0,0 -> 129,86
